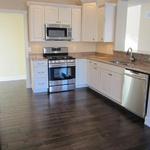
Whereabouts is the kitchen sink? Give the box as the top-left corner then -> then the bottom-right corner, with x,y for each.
110,60 -> 133,66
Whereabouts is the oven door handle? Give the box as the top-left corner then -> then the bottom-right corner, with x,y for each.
49,64 -> 75,68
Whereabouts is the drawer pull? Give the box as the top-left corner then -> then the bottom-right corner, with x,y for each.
37,71 -> 45,74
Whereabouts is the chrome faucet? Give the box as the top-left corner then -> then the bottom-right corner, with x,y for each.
126,48 -> 136,62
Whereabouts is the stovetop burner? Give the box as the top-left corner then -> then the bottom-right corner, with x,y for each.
45,55 -> 75,60
43,47 -> 75,62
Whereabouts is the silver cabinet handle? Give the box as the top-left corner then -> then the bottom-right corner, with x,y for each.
37,71 -> 45,74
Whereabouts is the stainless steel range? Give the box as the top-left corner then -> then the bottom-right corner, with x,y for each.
43,47 -> 76,93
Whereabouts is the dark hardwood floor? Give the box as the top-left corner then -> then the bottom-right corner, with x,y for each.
0,81 -> 150,150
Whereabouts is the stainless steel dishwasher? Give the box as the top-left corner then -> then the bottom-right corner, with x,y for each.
122,69 -> 149,118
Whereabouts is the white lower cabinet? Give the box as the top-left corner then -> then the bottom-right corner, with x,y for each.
101,69 -> 123,104
76,59 -> 88,88
87,60 -> 124,104
87,60 -> 101,90
110,72 -> 123,103
101,69 -> 112,96
30,58 -> 123,103
31,60 -> 48,93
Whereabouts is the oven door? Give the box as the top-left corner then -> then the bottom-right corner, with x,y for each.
45,24 -> 72,41
49,66 -> 75,86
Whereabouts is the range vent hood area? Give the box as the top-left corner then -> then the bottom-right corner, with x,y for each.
80,0 -> 117,6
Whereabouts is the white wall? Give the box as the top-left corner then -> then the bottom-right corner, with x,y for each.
0,12 -> 26,81
0,0 -> 81,10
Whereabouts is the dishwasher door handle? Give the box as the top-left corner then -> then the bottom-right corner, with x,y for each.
124,69 -> 148,80
124,74 -> 148,80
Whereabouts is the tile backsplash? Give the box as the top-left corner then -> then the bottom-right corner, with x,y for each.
113,51 -> 150,62
96,42 -> 114,54
30,41 -> 97,53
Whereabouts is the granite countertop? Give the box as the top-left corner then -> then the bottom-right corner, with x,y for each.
30,52 -> 150,74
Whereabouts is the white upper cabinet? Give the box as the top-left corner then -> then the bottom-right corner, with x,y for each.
98,6 -> 105,41
45,6 -> 71,25
115,1 -> 128,51
29,5 -> 45,42
103,3 -> 116,42
45,6 -> 59,24
72,8 -> 81,41
82,2 -> 116,42
82,3 -> 98,42
59,7 -> 72,25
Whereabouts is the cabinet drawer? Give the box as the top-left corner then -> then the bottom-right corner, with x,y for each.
33,70 -> 48,77
88,60 -> 99,67
35,81 -> 48,88
33,78 -> 48,88
33,60 -> 48,67
99,62 -> 124,74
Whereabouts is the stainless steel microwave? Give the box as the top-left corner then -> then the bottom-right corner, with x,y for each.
45,24 -> 72,41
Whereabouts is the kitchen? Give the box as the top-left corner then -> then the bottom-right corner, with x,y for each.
1,0 -> 150,149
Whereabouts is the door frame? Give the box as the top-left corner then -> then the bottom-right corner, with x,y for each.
0,9 -> 31,87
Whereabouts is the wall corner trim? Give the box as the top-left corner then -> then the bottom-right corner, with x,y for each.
145,116 -> 150,128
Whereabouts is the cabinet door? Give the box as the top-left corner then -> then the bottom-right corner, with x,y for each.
72,8 -> 81,41
29,5 -> 45,41
31,60 -> 48,93
104,3 -> 116,42
98,6 -> 105,42
115,1 -> 128,50
101,69 -> 111,97
82,3 -> 98,42
87,61 -> 100,90
91,62 -> 100,90
110,72 -> 123,103
45,6 -> 59,24
87,61 -> 93,87
76,59 -> 87,88
59,7 -> 72,25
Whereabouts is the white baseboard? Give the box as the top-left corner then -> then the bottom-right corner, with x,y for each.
26,83 -> 31,88
145,116 -> 150,128
76,84 -> 88,88
0,75 -> 26,81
